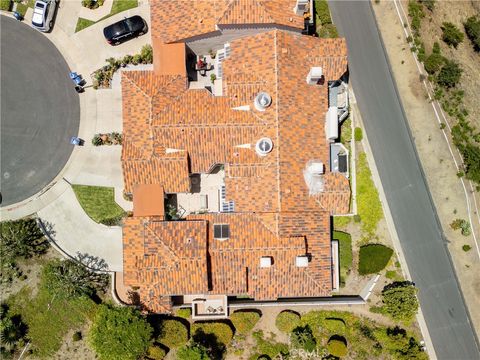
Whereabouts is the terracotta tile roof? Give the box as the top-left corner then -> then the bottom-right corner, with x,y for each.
133,184 -> 165,217
150,0 -> 304,44
122,28 -> 350,312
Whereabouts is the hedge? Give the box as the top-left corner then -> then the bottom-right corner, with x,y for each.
230,311 -> 260,334
327,336 -> 348,357
275,310 -> 300,333
191,322 -> 233,347
157,319 -> 188,349
358,244 -> 393,275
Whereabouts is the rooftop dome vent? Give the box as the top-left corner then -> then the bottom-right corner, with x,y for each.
254,92 -> 272,111
255,137 -> 273,156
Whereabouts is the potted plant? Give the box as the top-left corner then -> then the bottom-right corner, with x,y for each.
208,49 -> 216,59
210,74 -> 217,84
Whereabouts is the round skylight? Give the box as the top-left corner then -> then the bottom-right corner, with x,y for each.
255,137 -> 273,156
254,92 -> 272,111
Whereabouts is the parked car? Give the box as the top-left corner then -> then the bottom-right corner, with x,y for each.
31,0 -> 58,32
103,16 -> 148,45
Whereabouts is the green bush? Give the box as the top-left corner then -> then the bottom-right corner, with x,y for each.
324,318 -> 346,335
419,0 -> 435,11
441,22 -> 464,48
327,336 -> 348,357
333,231 -> 352,286
381,282 -> 419,323
315,0 -> 332,25
140,44 -> 153,63
191,322 -> 233,359
424,50 -> 444,74
462,244 -> 472,252
230,311 -> 260,334
89,305 -> 152,360
175,308 -> 191,319
157,319 -> 188,349
354,127 -> 363,142
437,60 -> 462,88
291,325 -> 316,352
358,244 -> 393,275
177,343 -> 208,360
251,330 -> 289,360
318,23 -> 338,38
0,0 -> 11,11
146,345 -> 166,359
275,310 -> 300,333
464,16 -> 480,51
72,331 -> 82,341
408,1 -> 425,33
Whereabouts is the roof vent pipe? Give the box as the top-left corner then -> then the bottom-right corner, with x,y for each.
255,137 -> 273,156
254,92 -> 272,111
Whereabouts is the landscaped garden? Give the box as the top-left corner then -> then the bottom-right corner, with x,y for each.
71,185 -> 125,225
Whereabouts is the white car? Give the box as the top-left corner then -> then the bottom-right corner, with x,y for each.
31,0 -> 58,32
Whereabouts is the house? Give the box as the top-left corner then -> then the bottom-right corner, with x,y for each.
121,0 -> 350,317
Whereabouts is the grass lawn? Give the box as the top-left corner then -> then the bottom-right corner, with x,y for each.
72,185 -> 125,225
333,231 -> 352,286
356,152 -> 383,235
333,215 -> 351,229
0,0 -> 11,11
75,17 -> 96,32
76,0 -> 138,32
358,244 -> 393,275
7,285 -> 97,357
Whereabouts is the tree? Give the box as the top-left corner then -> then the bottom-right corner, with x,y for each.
42,259 -> 108,299
89,305 -> 153,360
290,325 -> 316,352
464,16 -> 480,51
437,60 -> 462,88
177,343 -> 209,360
441,22 -> 464,48
381,282 -> 419,322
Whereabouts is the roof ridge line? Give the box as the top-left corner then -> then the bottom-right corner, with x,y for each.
144,223 -> 179,263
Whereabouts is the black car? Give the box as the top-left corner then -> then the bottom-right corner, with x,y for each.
103,15 -> 148,45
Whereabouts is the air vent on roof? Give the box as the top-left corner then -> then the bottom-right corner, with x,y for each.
296,256 -> 309,267
260,256 -> 272,268
213,224 -> 230,240
255,137 -> 273,156
303,160 -> 325,194
306,67 -> 324,85
254,92 -> 272,111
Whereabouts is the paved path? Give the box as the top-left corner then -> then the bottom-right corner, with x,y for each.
329,1 -> 480,359
0,16 -> 79,206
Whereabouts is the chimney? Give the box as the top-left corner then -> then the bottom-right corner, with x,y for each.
293,0 -> 309,15
306,67 -> 323,85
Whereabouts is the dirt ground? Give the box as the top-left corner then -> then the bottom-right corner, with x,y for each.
372,0 -> 480,338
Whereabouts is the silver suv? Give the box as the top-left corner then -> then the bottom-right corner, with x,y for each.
31,0 -> 58,32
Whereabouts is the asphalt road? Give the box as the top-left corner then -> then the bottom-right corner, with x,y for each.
329,2 -> 480,359
0,16 -> 80,207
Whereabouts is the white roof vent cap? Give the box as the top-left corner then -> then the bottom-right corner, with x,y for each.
296,256 -> 309,267
306,162 -> 324,176
260,256 -> 272,268
254,92 -> 272,111
255,137 -> 273,156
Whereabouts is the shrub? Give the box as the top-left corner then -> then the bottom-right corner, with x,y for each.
354,127 -> 363,141
327,336 -> 348,357
275,311 -> 300,333
157,319 -> 188,349
424,52 -> 444,74
441,22 -> 464,48
381,282 -> 419,322
132,54 -> 142,65
353,214 -> 361,223
315,0 -> 332,25
191,322 -> 233,359
177,343 -> 208,360
251,330 -> 289,359
408,1 -> 425,33
140,44 -> 153,64
358,244 -> 393,275
0,0 -> 11,11
324,318 -> 346,334
230,311 -> 260,334
450,219 -> 471,236
72,331 -> 82,341
291,325 -> 316,352
419,0 -> 435,11
210,73 -> 216,83
146,345 -> 166,359
175,308 -> 191,319
464,16 -> 480,51
437,60 -> 462,88
462,244 -> 471,252
318,23 -> 338,38
89,305 -> 153,360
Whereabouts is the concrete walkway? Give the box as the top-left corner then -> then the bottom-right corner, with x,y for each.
37,185 -> 123,271
78,0 -> 114,22
0,1 -> 151,270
